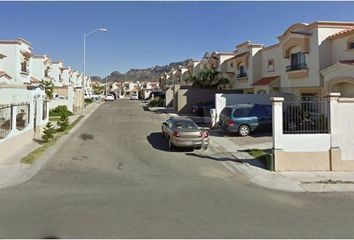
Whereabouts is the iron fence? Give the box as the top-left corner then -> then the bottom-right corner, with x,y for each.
15,103 -> 30,131
286,63 -> 307,72
283,96 -> 330,134
0,105 -> 12,139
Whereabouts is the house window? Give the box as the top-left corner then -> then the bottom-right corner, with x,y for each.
44,67 -> 49,78
348,41 -> 354,50
237,65 -> 247,78
267,59 -> 274,72
287,52 -> 306,71
21,61 -> 28,73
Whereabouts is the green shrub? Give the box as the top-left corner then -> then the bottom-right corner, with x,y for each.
49,105 -> 73,117
148,97 -> 165,107
53,106 -> 71,132
57,116 -> 69,132
42,122 -> 56,142
85,98 -> 93,104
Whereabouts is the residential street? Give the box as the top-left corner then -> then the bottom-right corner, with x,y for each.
1,100 -> 354,238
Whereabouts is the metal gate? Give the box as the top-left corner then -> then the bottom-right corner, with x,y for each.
283,96 -> 330,134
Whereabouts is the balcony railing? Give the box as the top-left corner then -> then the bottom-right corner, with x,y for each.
237,72 -> 247,78
286,63 -> 307,72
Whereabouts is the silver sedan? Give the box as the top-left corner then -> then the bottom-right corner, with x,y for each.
161,117 -> 209,150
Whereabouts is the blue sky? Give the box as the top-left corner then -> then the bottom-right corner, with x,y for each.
1,2 -> 354,77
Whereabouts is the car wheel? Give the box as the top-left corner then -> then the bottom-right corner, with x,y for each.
195,146 -> 202,150
202,145 -> 208,150
168,137 -> 174,149
238,124 -> 250,136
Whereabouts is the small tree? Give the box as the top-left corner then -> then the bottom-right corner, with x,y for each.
41,79 -> 54,100
42,122 -> 56,142
186,68 -> 229,89
92,83 -> 105,95
56,107 -> 71,132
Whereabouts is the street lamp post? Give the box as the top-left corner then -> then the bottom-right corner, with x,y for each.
83,28 -> 108,78
106,75 -> 109,97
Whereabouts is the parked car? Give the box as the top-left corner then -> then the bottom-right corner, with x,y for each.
105,94 -> 115,101
192,101 -> 215,116
161,117 -> 209,150
219,104 -> 272,136
53,94 -> 67,100
130,92 -> 139,100
149,91 -> 165,99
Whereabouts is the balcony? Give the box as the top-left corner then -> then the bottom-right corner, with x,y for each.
237,72 -> 247,79
286,63 -> 307,72
286,63 -> 308,79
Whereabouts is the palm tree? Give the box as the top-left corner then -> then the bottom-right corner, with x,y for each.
41,79 -> 54,100
186,68 -> 229,89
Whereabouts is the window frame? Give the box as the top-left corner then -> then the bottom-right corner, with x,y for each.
348,41 -> 354,50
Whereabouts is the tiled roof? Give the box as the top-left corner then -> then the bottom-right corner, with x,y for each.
340,60 -> 354,65
0,71 -> 11,79
30,76 -> 42,83
328,28 -> 354,39
252,76 -> 280,86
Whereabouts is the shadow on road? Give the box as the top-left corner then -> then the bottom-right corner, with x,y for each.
186,152 -> 265,169
146,132 -> 194,152
185,152 -> 237,162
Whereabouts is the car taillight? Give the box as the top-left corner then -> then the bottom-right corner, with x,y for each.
228,120 -> 235,126
173,131 -> 180,137
203,131 -> 209,138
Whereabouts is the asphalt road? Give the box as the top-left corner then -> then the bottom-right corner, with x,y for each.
1,100 -> 354,238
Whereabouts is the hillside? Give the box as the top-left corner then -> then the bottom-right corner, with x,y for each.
103,59 -> 192,82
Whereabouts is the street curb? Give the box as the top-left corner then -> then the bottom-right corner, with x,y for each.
209,137 -> 305,192
0,102 -> 104,190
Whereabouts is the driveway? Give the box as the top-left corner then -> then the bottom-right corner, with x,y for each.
0,100 -> 354,238
226,132 -> 272,150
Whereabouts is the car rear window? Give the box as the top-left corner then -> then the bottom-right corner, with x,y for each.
233,107 -> 252,118
174,121 -> 197,129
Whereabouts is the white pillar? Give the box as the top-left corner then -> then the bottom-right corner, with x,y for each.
11,105 -> 17,133
271,97 -> 284,151
328,92 -> 341,149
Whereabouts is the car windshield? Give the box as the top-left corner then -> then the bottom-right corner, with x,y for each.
174,121 -> 197,130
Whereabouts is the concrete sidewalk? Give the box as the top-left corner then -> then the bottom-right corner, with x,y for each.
0,101 -> 103,190
210,133 -> 354,192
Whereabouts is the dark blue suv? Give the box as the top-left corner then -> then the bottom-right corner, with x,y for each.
219,104 -> 272,136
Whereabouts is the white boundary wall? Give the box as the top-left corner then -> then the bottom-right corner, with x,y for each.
215,93 -> 291,122
272,97 -> 331,152
272,93 -> 354,171
330,94 -> 354,161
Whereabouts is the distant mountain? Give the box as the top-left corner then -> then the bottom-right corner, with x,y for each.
104,59 -> 192,82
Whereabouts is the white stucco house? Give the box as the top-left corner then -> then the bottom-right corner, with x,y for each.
220,21 -> 354,98
0,38 -> 48,161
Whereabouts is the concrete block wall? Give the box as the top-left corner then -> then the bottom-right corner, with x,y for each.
272,93 -> 354,171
